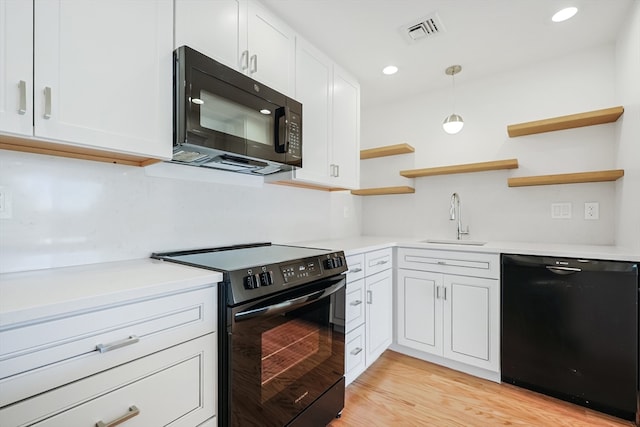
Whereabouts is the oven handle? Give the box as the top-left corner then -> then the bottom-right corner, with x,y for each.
234,279 -> 345,322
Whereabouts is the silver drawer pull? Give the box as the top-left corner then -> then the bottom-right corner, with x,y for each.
349,267 -> 362,273
437,261 -> 447,265
96,405 -> 140,427
96,335 -> 139,353
350,347 -> 363,356
349,299 -> 362,306
44,86 -> 52,119
375,260 -> 388,266
18,80 -> 27,114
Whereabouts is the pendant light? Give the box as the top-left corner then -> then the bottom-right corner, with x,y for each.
443,65 -> 464,134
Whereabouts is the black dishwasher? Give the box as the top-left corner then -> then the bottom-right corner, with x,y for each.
501,254 -> 639,422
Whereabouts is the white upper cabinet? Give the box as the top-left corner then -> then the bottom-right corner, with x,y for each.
268,36 -> 360,190
174,0 -> 246,72
0,0 -> 173,162
246,0 -> 295,95
292,37 -> 332,184
175,0 -> 295,96
0,0 -> 33,137
330,64 -> 360,189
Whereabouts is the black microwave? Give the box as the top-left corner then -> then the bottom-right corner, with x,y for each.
173,46 -> 302,175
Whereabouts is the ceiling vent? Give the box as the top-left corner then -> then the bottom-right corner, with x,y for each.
403,13 -> 445,43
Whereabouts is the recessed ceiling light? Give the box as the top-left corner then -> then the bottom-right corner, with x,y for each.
552,7 -> 578,22
382,65 -> 398,75
259,109 -> 271,115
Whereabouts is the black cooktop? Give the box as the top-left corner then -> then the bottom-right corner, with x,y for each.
152,242 -> 347,305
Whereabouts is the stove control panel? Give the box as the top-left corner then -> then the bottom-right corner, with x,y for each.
281,259 -> 322,283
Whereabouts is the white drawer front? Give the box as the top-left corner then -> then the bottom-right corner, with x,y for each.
397,248 -> 499,279
345,253 -> 365,283
345,324 -> 366,385
364,248 -> 393,276
0,286 -> 216,407
345,279 -> 365,332
0,334 -> 216,427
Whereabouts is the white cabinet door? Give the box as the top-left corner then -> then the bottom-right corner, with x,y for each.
246,0 -> 295,96
0,0 -> 33,136
174,0 -> 246,70
330,64 -> 360,189
293,37 -> 332,183
397,269 -> 443,355
32,0 -> 173,159
365,269 -> 393,364
443,275 -> 499,372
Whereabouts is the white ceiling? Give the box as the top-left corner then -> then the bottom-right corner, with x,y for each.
261,0 -> 635,108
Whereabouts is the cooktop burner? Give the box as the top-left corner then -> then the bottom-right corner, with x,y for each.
151,242 -> 347,306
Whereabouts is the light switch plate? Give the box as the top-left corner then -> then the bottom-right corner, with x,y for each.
551,202 -> 572,219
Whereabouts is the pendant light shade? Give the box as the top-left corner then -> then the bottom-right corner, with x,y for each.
443,113 -> 464,134
443,65 -> 464,134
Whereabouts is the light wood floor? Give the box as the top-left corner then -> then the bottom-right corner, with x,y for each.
329,350 -> 636,427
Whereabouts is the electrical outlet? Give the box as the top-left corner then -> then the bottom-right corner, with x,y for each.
551,202 -> 571,219
584,202 -> 599,220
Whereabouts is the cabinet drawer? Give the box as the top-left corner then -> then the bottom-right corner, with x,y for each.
0,286 -> 216,407
364,248 -> 393,276
345,323 -> 366,385
397,248 -> 499,279
345,253 -> 365,283
345,279 -> 365,332
0,334 -> 216,427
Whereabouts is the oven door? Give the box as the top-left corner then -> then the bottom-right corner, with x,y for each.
228,275 -> 345,427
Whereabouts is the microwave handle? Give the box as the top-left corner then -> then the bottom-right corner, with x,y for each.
274,106 -> 289,153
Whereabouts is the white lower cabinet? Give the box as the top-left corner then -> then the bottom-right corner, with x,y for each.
344,247 -> 393,385
0,334 -> 216,427
396,248 -> 500,376
0,282 -> 218,427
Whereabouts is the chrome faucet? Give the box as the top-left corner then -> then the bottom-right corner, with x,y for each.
449,192 -> 469,240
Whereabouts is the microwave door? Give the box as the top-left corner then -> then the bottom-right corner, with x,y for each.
187,68 -> 286,163
274,106 -> 289,153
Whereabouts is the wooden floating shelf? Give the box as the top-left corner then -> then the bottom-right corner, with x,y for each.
507,106 -> 624,137
400,158 -> 519,178
360,143 -> 415,160
351,186 -> 415,196
268,180 -> 348,192
508,169 -> 624,187
0,135 -> 161,167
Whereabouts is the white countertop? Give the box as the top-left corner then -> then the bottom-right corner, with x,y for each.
0,258 -> 223,327
293,236 -> 640,262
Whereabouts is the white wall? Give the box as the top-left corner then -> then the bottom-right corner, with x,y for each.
361,45 -> 620,245
0,151 -> 362,273
614,1 -> 640,251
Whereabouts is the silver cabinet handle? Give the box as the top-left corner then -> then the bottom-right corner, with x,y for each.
349,267 -> 362,273
349,299 -> 362,306
249,54 -> 258,73
43,86 -> 52,119
350,347 -> 363,356
437,261 -> 447,265
96,335 -> 139,353
18,80 -> 27,114
436,286 -> 441,299
240,50 -> 249,70
375,260 -> 388,266
443,287 -> 447,301
366,290 -> 372,304
96,405 -> 140,427
335,164 -> 340,177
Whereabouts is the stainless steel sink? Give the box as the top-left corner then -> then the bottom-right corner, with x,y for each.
421,239 -> 487,246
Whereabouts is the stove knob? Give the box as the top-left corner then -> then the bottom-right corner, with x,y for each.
324,258 -> 335,269
259,271 -> 274,286
335,256 -> 344,267
244,274 -> 259,289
